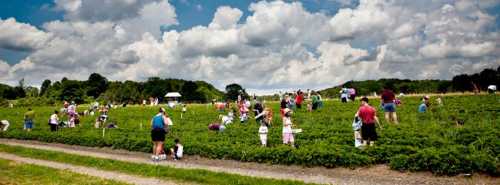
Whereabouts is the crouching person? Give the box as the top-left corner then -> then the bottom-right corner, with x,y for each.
0,120 -> 9,131
170,138 -> 183,160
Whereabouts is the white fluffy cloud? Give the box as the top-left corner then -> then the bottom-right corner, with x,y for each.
0,0 -> 498,93
0,18 -> 52,51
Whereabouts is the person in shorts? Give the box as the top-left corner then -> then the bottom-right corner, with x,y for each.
24,108 -> 35,132
356,97 -> 381,146
380,87 -> 398,124
151,108 -> 169,161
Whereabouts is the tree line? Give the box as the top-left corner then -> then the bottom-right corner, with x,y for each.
319,66 -> 500,98
0,73 -> 227,105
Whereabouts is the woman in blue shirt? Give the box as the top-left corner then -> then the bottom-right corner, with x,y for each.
151,108 -> 168,161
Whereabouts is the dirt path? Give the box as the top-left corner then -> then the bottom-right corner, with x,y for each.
0,139 -> 497,185
0,152 -> 181,185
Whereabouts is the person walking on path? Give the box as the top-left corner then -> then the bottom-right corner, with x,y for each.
381,87 -> 398,124
24,108 -> 35,132
49,110 -> 59,132
151,108 -> 169,161
355,97 -> 381,147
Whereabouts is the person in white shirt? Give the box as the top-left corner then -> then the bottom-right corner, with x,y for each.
170,138 -> 183,160
282,108 -> 294,147
0,120 -> 9,131
49,110 -> 59,132
255,108 -> 273,147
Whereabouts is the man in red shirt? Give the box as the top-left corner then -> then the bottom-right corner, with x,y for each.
381,86 -> 398,124
295,90 -> 304,109
356,97 -> 381,146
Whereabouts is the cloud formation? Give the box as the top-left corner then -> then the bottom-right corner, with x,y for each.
0,0 -> 498,93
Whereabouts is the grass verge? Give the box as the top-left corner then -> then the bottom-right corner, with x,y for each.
0,144 -> 319,185
0,158 -> 129,185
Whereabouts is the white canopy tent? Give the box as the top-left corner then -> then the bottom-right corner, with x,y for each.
165,92 -> 182,108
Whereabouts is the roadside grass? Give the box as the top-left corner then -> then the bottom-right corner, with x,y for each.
0,158 -> 129,185
0,144 -> 319,185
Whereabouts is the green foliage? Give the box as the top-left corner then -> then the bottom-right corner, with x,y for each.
0,95 -> 498,176
0,158 -> 128,185
225,83 -> 248,101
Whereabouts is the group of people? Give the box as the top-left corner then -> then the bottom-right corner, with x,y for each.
340,87 -> 356,103
150,107 -> 181,161
280,90 -> 323,113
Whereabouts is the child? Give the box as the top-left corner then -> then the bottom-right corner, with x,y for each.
282,108 -> 294,147
170,138 -> 183,160
307,102 -> 312,112
239,100 -> 249,123
255,108 -> 272,147
352,116 -> 362,148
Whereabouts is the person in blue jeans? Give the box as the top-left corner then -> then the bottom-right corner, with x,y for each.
151,108 -> 168,161
24,108 -> 35,132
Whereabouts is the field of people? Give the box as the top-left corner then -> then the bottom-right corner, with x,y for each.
0,94 -> 498,177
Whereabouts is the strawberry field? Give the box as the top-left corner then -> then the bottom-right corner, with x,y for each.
0,95 -> 498,176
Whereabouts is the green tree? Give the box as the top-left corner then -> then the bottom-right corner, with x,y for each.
86,73 -> 108,98
40,79 -> 51,96
225,83 -> 248,101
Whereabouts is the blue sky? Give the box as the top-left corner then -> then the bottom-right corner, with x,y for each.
0,0 -> 499,93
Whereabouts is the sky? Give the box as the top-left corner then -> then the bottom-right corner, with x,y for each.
0,0 -> 499,95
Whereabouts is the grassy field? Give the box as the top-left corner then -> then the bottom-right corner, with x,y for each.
0,158 -> 129,185
0,144 -> 316,185
0,94 -> 499,175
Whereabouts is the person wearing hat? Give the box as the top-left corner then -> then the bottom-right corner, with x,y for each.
418,95 -> 430,113
151,107 -> 169,161
282,108 -> 295,147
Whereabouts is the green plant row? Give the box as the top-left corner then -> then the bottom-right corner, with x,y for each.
0,95 -> 498,176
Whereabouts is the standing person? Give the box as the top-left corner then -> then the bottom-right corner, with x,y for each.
295,90 -> 304,109
418,96 -> 430,113
282,108 -> 295,147
24,108 -> 35,132
181,104 -> 187,119
356,97 -> 381,147
311,92 -> 319,111
151,108 -> 168,161
349,88 -> 356,101
255,108 -> 272,147
317,92 -> 323,109
253,101 -> 264,124
307,89 -> 311,100
280,95 -> 289,117
381,86 -> 398,124
239,99 -> 249,123
340,87 -> 349,103
49,110 -> 59,132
